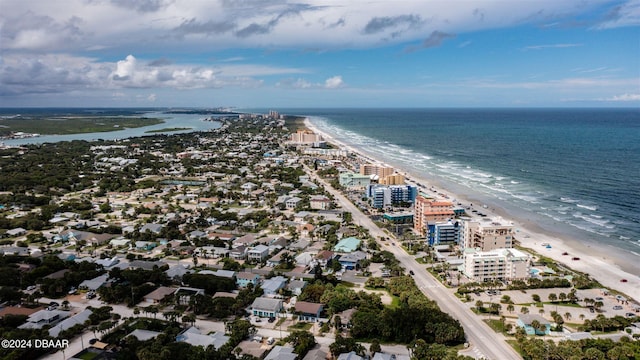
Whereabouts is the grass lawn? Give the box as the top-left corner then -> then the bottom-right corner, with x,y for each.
288,322 -> 313,331
542,301 -> 583,308
506,340 -> 525,357
484,319 -> 508,334
76,351 -> 100,360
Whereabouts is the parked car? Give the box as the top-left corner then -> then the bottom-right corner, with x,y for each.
409,270 -> 415,276
613,305 -> 623,310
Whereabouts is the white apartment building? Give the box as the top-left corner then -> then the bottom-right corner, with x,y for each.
463,247 -> 531,282
461,218 -> 515,251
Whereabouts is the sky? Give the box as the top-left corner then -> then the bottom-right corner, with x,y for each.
0,0 -> 639,108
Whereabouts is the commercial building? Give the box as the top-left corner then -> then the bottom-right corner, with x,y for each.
413,194 -> 455,236
338,172 -> 371,189
463,247 -> 531,282
461,218 -> 515,251
426,220 -> 462,246
359,164 -> 394,178
366,184 -> 417,208
379,174 -> 405,185
289,130 -> 323,144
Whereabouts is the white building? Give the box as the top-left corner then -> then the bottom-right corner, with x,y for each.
463,247 -> 531,282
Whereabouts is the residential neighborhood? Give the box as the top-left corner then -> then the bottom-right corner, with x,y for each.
0,112 -> 638,360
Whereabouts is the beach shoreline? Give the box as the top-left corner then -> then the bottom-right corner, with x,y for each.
303,117 -> 640,303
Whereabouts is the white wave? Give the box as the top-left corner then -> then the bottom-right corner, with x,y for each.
577,203 -> 598,211
573,213 -> 613,228
560,197 -> 579,203
511,180 -> 520,184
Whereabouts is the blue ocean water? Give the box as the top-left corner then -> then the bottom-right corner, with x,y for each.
292,108 -> 640,257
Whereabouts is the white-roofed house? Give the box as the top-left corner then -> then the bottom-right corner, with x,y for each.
265,345 -> 296,360
48,309 -> 93,338
247,244 -> 270,262
176,327 -> 229,349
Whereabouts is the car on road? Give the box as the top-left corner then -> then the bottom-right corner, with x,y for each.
626,313 -> 636,318
409,270 -> 414,276
613,305 -> 623,310
255,318 -> 262,322
268,317 -> 276,323
595,297 -> 604,301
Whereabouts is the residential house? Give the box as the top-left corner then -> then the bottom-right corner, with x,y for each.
143,287 -> 177,304
294,301 -> 324,322
316,250 -> 335,267
265,345 -> 297,360
303,349 -> 328,360
140,223 -> 163,235
337,352 -> 364,360
251,297 -> 283,318
286,279 -> 307,296
230,245 -> 248,260
176,327 -> 229,349
309,195 -> 331,210
18,310 -> 70,330
261,276 -> 287,296
5,228 -> 27,237
337,251 -> 367,270
333,237 -> 361,253
285,197 -> 302,209
175,287 -> 206,306
79,274 -> 109,291
236,272 -> 261,288
247,245 -> 270,262
517,314 -> 551,335
49,309 -> 92,338
372,353 -> 410,360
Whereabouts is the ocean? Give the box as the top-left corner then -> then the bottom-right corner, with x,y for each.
289,108 -> 640,259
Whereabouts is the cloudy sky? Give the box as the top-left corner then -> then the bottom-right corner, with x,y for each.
1,0 -> 639,108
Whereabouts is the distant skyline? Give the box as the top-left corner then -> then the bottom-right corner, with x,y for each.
1,0 -> 639,108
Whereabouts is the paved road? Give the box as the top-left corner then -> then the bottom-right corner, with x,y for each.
308,167 -> 521,360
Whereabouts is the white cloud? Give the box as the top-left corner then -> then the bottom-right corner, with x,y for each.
0,53 -> 303,95
277,75 -> 345,89
147,93 -> 157,102
603,93 -> 640,101
523,43 -> 583,50
0,0 -> 616,52
324,76 -> 344,89
597,0 -> 640,29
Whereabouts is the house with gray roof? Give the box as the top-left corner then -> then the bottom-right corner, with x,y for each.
337,352 -> 364,360
19,309 -> 70,330
303,349 -> 328,360
251,297 -> 283,318
261,276 -> 287,296
247,244 -> 270,262
79,274 -> 109,291
265,345 -> 296,360
49,309 -> 92,338
176,327 -> 229,349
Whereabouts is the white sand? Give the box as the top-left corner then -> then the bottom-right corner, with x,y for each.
304,118 -> 640,303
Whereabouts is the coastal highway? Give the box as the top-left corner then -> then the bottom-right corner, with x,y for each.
307,167 -> 520,360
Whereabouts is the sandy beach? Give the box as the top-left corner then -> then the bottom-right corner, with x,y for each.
304,118 -> 640,303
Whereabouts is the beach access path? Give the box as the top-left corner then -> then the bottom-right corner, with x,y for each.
305,164 -> 521,360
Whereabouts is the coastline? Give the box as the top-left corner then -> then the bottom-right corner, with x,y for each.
303,117 -> 640,303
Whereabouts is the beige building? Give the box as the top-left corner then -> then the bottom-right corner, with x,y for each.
462,218 -> 515,251
413,194 -> 454,235
289,130 -> 322,144
463,247 -> 531,282
379,173 -> 405,185
359,164 -> 394,178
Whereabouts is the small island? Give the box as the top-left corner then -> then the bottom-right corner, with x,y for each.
144,127 -> 192,133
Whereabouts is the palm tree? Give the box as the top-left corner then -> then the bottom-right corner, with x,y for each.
579,314 -> 585,322
564,312 -> 571,321
521,306 -> 529,314
531,320 -> 541,334
507,303 -> 515,314
539,308 -> 545,317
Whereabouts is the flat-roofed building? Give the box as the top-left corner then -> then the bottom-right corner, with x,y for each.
463,247 -> 531,282
338,172 -> 371,189
379,174 -> 405,185
461,218 -> 515,251
413,194 -> 454,236
359,164 -> 394,178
